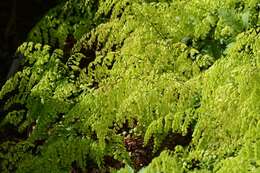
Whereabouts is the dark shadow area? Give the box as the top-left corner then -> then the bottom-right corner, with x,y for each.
0,0 -> 60,87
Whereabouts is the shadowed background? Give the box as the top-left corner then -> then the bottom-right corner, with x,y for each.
0,0 -> 59,87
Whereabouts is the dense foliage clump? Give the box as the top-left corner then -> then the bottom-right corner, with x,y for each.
0,0 -> 260,172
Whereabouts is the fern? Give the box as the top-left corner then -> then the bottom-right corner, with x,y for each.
1,0 -> 260,172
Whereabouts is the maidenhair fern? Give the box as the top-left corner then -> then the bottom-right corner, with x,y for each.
0,0 -> 260,172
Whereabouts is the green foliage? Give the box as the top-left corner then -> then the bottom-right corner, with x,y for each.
138,150 -> 184,173
27,0 -> 98,48
0,0 -> 260,172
